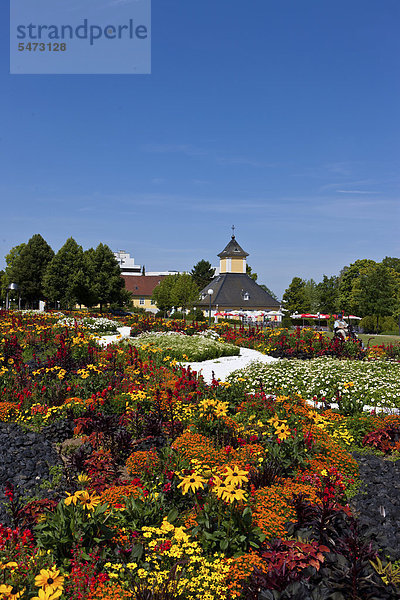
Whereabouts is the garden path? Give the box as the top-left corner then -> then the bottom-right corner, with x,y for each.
181,348 -> 279,384
97,326 -> 131,346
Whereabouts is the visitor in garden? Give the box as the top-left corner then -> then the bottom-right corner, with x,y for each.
334,313 -> 348,340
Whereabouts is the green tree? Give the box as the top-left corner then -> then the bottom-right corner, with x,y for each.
382,256 -> 400,274
152,274 -> 199,317
246,264 -> 258,281
304,279 -> 319,313
3,243 -> 26,290
0,270 -> 5,306
338,259 -> 377,314
152,275 -> 176,315
354,263 -> 398,332
171,273 -> 199,316
43,238 -> 87,309
281,277 -> 310,315
11,234 -> 54,307
85,243 -> 125,311
316,275 -> 339,314
191,260 -> 215,290
259,284 -> 278,301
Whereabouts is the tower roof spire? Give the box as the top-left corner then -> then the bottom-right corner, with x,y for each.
218,231 -> 249,259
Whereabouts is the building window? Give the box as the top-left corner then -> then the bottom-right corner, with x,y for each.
243,292 -> 250,301
139,298 -> 145,305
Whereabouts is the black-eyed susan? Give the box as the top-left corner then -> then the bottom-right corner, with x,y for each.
78,490 -> 101,511
64,490 -> 84,506
221,485 -> 247,504
224,465 -> 248,487
275,424 -> 291,441
0,585 -> 25,599
32,588 -> 62,600
177,472 -> 206,495
211,476 -> 229,499
34,568 -> 64,593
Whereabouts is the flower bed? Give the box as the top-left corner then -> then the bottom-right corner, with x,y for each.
227,357 -> 400,414
0,313 -> 399,599
129,330 -> 239,362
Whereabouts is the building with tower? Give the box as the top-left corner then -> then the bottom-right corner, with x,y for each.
196,231 -> 280,316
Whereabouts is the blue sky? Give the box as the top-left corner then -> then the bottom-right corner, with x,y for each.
1,0 -> 399,299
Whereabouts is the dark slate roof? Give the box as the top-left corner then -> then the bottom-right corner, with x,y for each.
196,273 -> 280,309
217,236 -> 249,259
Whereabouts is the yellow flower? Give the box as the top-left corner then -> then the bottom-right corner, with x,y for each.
34,568 -> 64,593
275,424 -> 291,441
173,527 -> 189,542
0,585 -> 25,599
0,562 -> 18,570
32,588 -> 62,600
160,518 -> 175,533
320,469 -> 328,477
214,402 -> 228,418
224,465 -> 248,487
78,490 -> 101,511
64,491 -> 84,506
77,473 -> 91,485
177,472 -> 206,495
221,485 -> 247,503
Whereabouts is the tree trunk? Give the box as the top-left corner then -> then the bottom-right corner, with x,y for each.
376,314 -> 379,334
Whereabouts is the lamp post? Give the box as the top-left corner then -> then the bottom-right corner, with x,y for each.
207,288 -> 213,326
6,283 -> 19,310
317,312 -> 321,330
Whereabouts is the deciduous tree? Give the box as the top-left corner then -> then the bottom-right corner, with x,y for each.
282,277 -> 310,315
85,243 -> 125,311
11,234 -> 54,307
353,263 -> 399,332
43,238 -> 87,309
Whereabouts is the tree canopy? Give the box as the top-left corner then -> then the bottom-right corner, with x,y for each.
353,263 -> 399,332
85,243 -> 125,311
11,234 -> 54,307
191,260 -> 215,290
43,238 -> 87,309
282,277 -> 310,315
152,273 -> 199,316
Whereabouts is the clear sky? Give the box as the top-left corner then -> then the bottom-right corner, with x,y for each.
1,0 -> 399,299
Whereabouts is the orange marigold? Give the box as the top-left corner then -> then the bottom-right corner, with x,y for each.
125,449 -> 160,479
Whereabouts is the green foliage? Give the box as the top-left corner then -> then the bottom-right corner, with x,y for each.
2,243 -> 26,294
190,259 -> 215,290
11,234 -> 54,306
355,263 -> 398,332
192,499 -> 265,557
370,556 -> 400,587
338,259 -> 377,315
382,256 -> 400,274
118,491 -> 178,532
85,243 -> 125,310
304,279 -> 319,313
34,498 -> 115,563
316,275 -> 339,314
282,277 -> 310,315
43,237 -> 88,309
152,274 -> 199,315
246,264 -> 258,281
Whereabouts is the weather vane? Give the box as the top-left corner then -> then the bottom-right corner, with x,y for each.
231,225 -> 235,237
